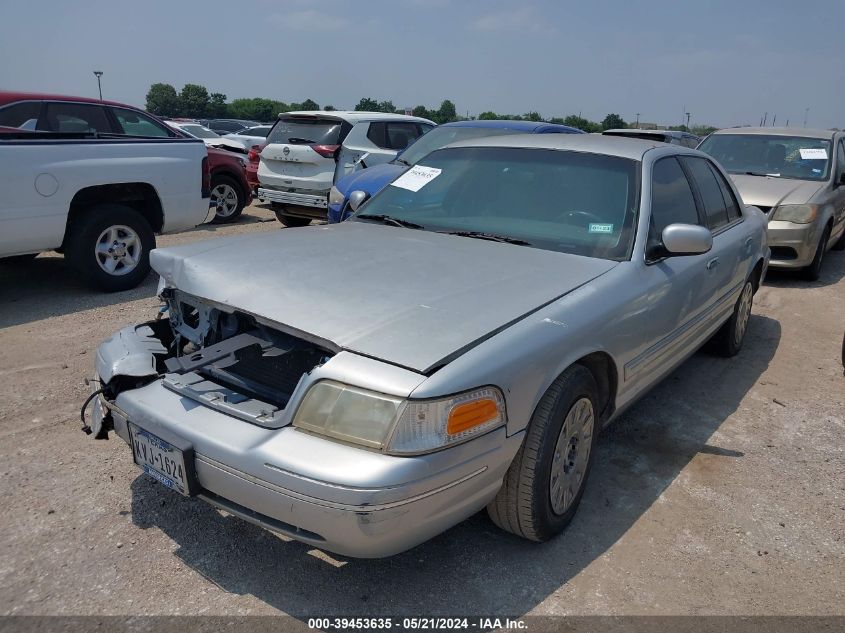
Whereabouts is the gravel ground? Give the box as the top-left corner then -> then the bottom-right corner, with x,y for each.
0,202 -> 843,617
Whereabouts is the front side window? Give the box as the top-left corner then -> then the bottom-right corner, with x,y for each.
682,157 -> 731,231
698,133 -> 832,182
353,147 -> 640,261
43,103 -> 112,133
648,157 -> 701,254
111,107 -> 172,137
0,101 -> 41,129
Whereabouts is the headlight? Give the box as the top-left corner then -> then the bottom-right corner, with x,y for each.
292,381 -> 506,454
771,204 -> 817,224
328,186 -> 345,207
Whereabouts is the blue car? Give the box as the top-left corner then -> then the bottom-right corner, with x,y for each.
327,120 -> 584,223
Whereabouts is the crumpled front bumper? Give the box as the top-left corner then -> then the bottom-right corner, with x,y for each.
94,323 -> 521,558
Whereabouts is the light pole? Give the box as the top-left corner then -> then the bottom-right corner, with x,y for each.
93,71 -> 103,100
803,107 -> 809,128
635,113 -> 640,128
685,112 -> 691,129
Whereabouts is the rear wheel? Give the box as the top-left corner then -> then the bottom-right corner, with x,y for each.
209,175 -> 245,224
487,365 -> 599,542
801,225 -> 830,281
65,204 -> 155,292
271,204 -> 312,227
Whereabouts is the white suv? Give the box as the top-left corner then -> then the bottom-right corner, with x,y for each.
257,111 -> 434,226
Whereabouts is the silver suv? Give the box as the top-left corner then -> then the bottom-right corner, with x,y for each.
257,111 -> 434,226
699,127 -> 845,279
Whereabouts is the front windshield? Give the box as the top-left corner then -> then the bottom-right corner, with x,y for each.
354,147 -> 639,261
698,134 -> 832,181
181,124 -> 220,139
398,126 -> 527,165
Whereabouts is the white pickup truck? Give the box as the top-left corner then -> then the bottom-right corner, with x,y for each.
0,130 -> 211,291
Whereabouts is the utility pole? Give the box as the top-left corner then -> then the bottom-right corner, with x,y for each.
93,70 -> 103,100
685,111 -> 691,129
803,107 -> 809,128
772,114 -> 776,127
762,112 -> 768,127
635,113 -> 640,127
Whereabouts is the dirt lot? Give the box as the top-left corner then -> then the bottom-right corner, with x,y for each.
0,202 -> 843,617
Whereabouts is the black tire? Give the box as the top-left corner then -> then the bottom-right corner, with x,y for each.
209,174 -> 245,224
272,208 -> 311,227
801,226 -> 830,281
711,279 -> 754,357
65,204 -> 155,292
487,365 -> 600,542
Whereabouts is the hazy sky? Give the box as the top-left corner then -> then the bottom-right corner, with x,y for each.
1,0 -> 843,129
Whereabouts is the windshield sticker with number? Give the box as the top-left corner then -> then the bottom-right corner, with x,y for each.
799,148 -> 828,160
391,165 -> 442,192
588,223 -> 614,234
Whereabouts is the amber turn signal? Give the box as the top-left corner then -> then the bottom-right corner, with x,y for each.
446,398 -> 500,435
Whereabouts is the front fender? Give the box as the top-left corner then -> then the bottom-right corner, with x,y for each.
95,320 -> 169,384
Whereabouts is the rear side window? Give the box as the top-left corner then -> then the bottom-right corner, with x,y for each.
0,101 -> 41,129
267,117 -> 343,145
367,122 -> 423,150
111,107 -> 173,137
711,163 -> 742,221
43,103 -> 112,133
682,156 -> 731,230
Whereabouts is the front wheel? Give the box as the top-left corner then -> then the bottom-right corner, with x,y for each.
65,204 -> 155,292
801,226 -> 830,281
711,279 -> 754,357
209,175 -> 245,224
487,365 -> 599,542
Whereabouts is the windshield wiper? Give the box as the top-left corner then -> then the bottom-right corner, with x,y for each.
741,171 -> 780,177
356,214 -> 424,229
394,157 -> 411,166
441,231 -> 531,246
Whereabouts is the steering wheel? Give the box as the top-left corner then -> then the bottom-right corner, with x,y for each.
560,210 -> 604,225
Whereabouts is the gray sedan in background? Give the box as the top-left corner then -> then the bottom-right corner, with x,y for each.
699,127 -> 845,279
89,135 -> 769,557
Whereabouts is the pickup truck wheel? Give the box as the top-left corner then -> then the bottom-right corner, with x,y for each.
65,204 -> 155,292
272,207 -> 311,227
487,365 -> 599,542
209,175 -> 245,224
801,226 -> 830,281
711,279 -> 754,357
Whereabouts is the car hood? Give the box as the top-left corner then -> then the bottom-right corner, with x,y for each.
729,174 -> 823,209
338,162 -> 408,196
150,222 -> 617,373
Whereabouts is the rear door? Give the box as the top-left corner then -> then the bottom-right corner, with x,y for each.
334,121 -> 429,183
259,115 -> 349,192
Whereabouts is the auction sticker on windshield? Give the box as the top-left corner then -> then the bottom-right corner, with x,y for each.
799,148 -> 827,160
391,165 -> 442,192
129,423 -> 190,495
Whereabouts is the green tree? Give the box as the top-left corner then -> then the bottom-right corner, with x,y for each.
524,111 -> 544,122
209,92 -> 228,118
228,98 -> 287,121
601,113 -> 627,130
179,84 -> 210,118
478,111 -> 499,120
563,115 -> 601,133
437,99 -> 457,123
412,105 -> 430,119
298,98 -> 320,111
377,100 -> 396,113
145,83 -> 180,117
355,97 -> 380,111
691,125 -> 717,137
324,104 -> 337,111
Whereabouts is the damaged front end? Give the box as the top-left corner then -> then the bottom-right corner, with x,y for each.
85,288 -> 334,438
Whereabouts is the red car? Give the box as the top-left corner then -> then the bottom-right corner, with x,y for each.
246,143 -> 265,196
207,147 -> 252,224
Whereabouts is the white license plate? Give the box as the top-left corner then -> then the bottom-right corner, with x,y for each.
129,423 -> 190,495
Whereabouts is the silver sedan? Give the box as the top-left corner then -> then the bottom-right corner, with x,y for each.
89,134 -> 769,558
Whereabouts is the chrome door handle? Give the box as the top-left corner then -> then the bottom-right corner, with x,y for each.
706,257 -> 719,270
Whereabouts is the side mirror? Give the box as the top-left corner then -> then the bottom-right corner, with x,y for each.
348,190 -> 370,212
661,223 -> 712,256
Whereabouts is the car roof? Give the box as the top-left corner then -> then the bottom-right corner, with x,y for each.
710,126 -> 836,140
0,90 -> 140,110
441,119 -> 582,133
604,128 -> 698,139
444,132 -> 666,160
280,110 -> 435,125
